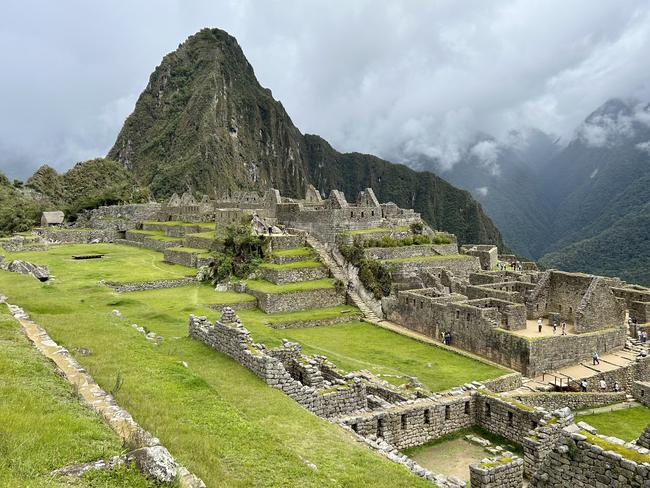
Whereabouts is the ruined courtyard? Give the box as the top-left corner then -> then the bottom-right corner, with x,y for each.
2,186 -> 650,487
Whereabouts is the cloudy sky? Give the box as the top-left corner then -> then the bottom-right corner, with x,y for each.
1,0 -> 650,180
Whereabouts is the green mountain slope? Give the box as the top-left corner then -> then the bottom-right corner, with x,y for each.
107,28 -> 505,247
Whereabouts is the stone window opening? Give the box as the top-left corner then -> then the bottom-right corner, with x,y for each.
351,423 -> 358,433
377,418 -> 384,437
508,411 -> 513,426
456,310 -> 460,320
361,211 -> 364,217
559,304 -> 562,311
420,301 -> 423,309
464,401 -> 470,415
444,405 -> 450,420
401,414 -> 407,430
531,421 -> 538,430
371,210 -> 375,216
467,313 -> 471,322
536,304 -> 539,311
485,402 -> 491,418
569,306 -> 573,315
350,211 -> 354,217
424,409 -> 431,424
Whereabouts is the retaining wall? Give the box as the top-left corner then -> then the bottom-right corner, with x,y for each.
246,286 -> 345,313
259,265 -> 328,285
469,456 -> 523,488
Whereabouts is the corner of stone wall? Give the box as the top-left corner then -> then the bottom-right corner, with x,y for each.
469,455 -> 523,488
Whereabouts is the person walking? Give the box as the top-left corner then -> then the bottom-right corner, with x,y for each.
561,321 -> 567,335
599,379 -> 607,391
538,317 -> 543,333
592,351 -> 600,365
614,381 -> 620,392
580,380 -> 588,392
552,321 -> 557,334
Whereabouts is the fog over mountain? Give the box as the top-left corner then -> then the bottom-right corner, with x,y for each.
1,0 -> 650,180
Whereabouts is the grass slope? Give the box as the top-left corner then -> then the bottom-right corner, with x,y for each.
245,278 -> 335,294
575,406 -> 650,442
0,309 -> 156,487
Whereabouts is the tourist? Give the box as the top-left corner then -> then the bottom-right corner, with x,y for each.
445,332 -> 452,346
561,321 -> 567,336
599,379 -> 607,391
552,321 -> 557,334
537,317 -> 543,333
580,380 -> 588,392
346,280 -> 354,292
643,331 -> 648,344
592,351 -> 600,365
614,381 -> 620,392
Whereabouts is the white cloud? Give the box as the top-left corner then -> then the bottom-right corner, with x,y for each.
476,186 -> 489,196
577,102 -> 650,147
470,141 -> 501,176
1,0 -> 650,179
637,141 -> 650,154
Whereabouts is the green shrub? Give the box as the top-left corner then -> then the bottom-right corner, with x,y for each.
410,222 -> 424,235
433,234 -> 453,245
206,219 -> 269,283
340,242 -> 393,299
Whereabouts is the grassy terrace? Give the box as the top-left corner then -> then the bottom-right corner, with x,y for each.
340,226 -> 410,236
186,230 -> 217,239
271,247 -> 314,257
381,254 -> 474,264
245,278 -> 335,294
0,243 -> 434,487
575,405 -> 650,441
259,260 -> 323,270
126,229 -> 165,236
0,309 -> 156,487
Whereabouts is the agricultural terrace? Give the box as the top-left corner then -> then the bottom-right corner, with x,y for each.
0,243 -> 506,486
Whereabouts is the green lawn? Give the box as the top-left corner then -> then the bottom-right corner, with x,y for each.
0,308 -> 157,487
575,406 -> 650,441
381,254 -> 474,264
271,247 -> 314,257
0,243 -> 431,488
260,260 -> 323,270
245,278 -> 336,294
185,230 -> 218,239
127,229 -> 165,236
236,316 -> 507,390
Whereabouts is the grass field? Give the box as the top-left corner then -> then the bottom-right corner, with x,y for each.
0,243 -> 508,486
0,308 -> 157,487
245,278 -> 336,293
575,406 -> 650,441
271,247 -> 314,257
0,243 -> 435,487
259,260 -> 323,270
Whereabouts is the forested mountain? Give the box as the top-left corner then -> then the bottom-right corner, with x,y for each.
107,28 -> 505,247
423,98 -> 650,285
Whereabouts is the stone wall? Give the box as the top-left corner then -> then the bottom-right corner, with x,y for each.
521,408 -> 574,478
637,421 -> 650,449
632,381 -> 650,407
384,256 -> 480,280
188,312 -> 367,418
76,203 -> 161,232
103,277 -> 196,293
515,391 -> 627,411
364,244 -> 454,261
530,430 -> 650,487
481,373 -> 523,393
469,456 -> 523,488
259,265 -> 329,285
460,245 -> 498,271
34,228 -> 120,243
475,393 -> 546,446
341,395 -> 476,450
245,287 -> 345,313
183,234 -> 222,252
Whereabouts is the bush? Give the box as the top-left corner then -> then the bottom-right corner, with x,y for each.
205,220 -> 269,284
340,242 -> 393,299
433,234 -> 453,245
410,221 -> 424,235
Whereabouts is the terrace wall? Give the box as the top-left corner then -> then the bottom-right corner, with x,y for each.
530,431 -> 650,487
384,256 -> 480,279
34,228 -> 120,243
259,265 -> 328,285
514,391 -> 627,411
469,456 -> 523,488
188,314 -> 367,418
245,286 -> 345,313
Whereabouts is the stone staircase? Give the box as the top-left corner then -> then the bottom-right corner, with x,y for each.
303,234 -> 381,322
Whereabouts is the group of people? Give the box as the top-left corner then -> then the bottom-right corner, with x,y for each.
579,378 -> 620,392
536,317 -> 567,335
441,331 -> 452,345
639,330 -> 648,343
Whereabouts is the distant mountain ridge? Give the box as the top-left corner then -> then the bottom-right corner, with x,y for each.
107,28 -> 505,247
420,98 -> 650,285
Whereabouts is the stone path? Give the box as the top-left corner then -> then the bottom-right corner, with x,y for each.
0,296 -> 205,488
303,234 -> 381,321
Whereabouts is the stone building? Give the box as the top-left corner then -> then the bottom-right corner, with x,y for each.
40,211 -> 64,227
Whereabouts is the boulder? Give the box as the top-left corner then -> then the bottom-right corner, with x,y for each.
130,446 -> 177,483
